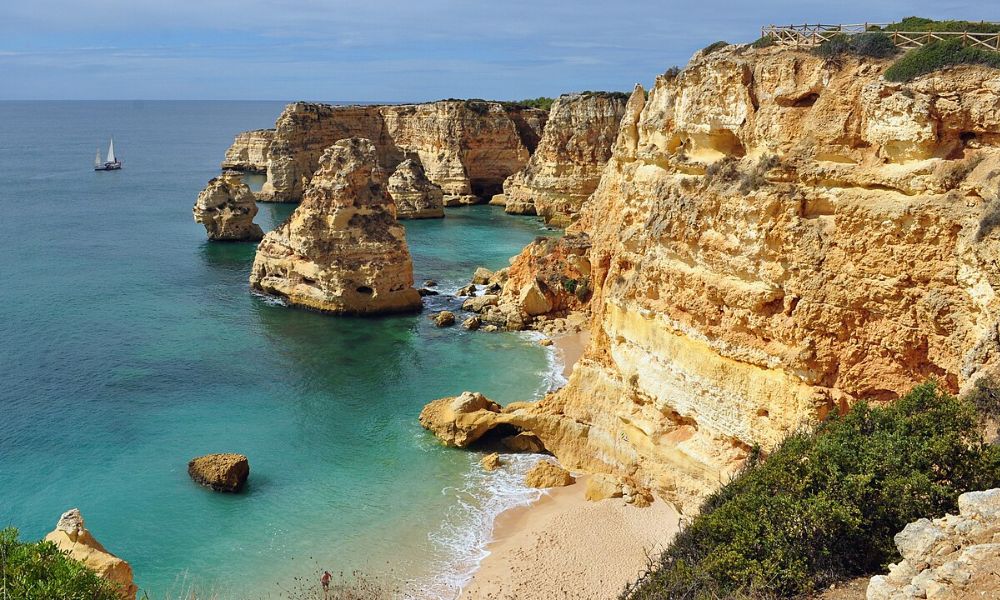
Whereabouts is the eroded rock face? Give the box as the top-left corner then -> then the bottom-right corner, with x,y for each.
504,93 -> 628,225
249,138 -> 422,314
44,509 -> 137,600
187,453 -> 249,492
387,158 -> 445,219
192,172 -> 264,241
434,47 -> 1000,511
524,460 -> 575,488
867,489 -> 1000,600
221,129 -> 274,172
256,101 -> 540,204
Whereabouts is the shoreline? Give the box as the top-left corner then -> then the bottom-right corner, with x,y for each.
458,478 -> 680,599
450,322 -> 677,599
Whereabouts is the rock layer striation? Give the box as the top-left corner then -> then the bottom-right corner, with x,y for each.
387,158 -> 445,218
221,129 -> 274,172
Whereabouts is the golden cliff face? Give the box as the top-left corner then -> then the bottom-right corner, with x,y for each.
256,101 -> 541,204
249,138 -> 421,314
387,158 -> 445,219
221,129 -> 274,172
447,47 -> 1000,511
503,93 -> 628,225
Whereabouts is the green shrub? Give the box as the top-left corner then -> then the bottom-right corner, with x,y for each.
881,17 -> 1000,34
814,32 -> 897,59
884,38 -> 1000,82
0,527 -> 124,600
702,41 -> 730,55
967,375 -> 1000,420
975,201 -> 1000,242
622,381 -> 1000,600
751,35 -> 776,49
561,277 -> 578,294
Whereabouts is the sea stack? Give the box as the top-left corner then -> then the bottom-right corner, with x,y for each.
44,509 -> 138,600
192,171 -> 264,241
503,92 -> 628,225
387,158 -> 445,219
249,138 -> 422,314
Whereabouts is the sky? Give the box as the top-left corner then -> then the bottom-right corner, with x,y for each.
0,1 -> 989,101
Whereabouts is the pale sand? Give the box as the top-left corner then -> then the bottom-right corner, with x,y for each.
459,479 -> 681,600
552,328 -> 590,379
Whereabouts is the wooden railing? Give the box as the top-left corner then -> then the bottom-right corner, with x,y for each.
761,23 -> 1000,51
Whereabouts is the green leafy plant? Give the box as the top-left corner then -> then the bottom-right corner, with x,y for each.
702,41 -> 730,55
751,35 -> 776,49
622,381 -> 1000,599
814,32 -> 897,59
881,17 -> 1000,34
0,527 -> 124,600
884,38 -> 1000,82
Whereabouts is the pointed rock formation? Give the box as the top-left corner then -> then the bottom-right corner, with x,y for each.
387,158 -> 445,219
503,92 -> 628,225
221,129 -> 274,172
44,509 -> 137,600
249,138 -> 422,314
192,172 -> 264,241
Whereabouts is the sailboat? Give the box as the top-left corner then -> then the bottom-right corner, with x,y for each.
94,138 -> 122,171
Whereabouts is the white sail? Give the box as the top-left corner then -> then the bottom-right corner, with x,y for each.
107,138 -> 116,163
95,148 -> 102,167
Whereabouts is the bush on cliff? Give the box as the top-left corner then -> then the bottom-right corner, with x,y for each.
884,38 -> 1000,82
622,381 -> 1000,600
0,527 -> 123,600
814,32 -> 897,59
880,17 -> 1000,34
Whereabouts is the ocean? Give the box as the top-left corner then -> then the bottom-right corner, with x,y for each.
0,101 -> 559,598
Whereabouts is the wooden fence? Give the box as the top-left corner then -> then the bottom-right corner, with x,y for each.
760,23 -> 1000,51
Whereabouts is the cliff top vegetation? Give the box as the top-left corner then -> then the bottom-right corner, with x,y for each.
621,381 -> 1000,600
877,16 -> 1000,34
0,528 -> 124,600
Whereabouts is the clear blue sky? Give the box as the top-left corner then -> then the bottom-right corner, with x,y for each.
0,1 -> 989,101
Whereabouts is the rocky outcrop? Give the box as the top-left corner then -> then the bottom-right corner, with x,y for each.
867,488 -> 1000,600
192,172 -> 264,241
380,101 -> 535,204
503,93 -> 628,225
426,47 -> 1000,511
259,104 -> 402,202
250,138 -> 422,314
419,391 -> 503,448
524,460 -> 575,488
221,129 -> 274,172
256,101 -> 539,204
188,453 -> 250,492
387,158 -> 445,218
44,509 -> 137,600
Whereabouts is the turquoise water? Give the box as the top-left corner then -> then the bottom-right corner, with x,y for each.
0,101 -> 557,598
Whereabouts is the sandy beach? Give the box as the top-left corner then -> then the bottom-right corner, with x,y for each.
459,478 -> 680,599
551,324 -> 590,379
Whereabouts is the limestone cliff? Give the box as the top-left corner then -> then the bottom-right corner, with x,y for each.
258,104 -> 401,202
221,129 -> 274,172
192,172 -> 264,241
387,158 -> 445,219
428,46 -> 1000,511
44,509 -> 137,600
249,138 -> 421,314
503,93 -> 628,225
255,101 -> 539,204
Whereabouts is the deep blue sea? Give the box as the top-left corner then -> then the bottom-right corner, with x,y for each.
0,101 -> 559,598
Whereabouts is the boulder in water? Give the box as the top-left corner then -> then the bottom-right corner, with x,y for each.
188,453 -> 249,492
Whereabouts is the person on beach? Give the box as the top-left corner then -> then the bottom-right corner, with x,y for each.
321,570 -> 331,597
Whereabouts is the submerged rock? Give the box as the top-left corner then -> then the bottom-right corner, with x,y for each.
192,171 -> 264,241
44,509 -> 138,600
388,158 -> 445,219
524,460 -> 575,488
187,453 -> 250,492
249,138 -> 422,314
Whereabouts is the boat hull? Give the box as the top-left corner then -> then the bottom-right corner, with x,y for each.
95,161 -> 122,171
